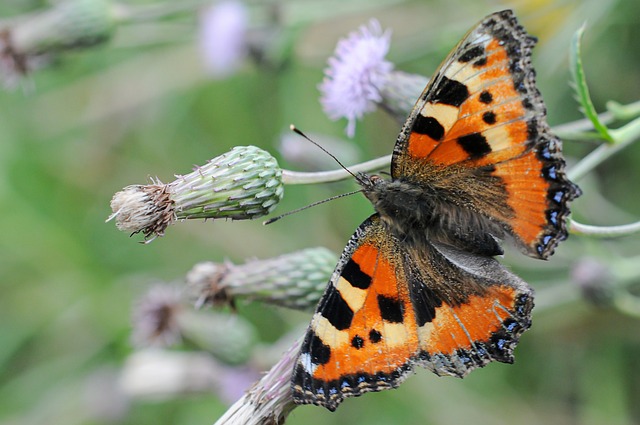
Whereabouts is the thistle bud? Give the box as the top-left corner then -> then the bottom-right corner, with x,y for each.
4,0 -> 114,54
186,247 -> 337,312
1,0 -> 115,86
108,146 -> 284,241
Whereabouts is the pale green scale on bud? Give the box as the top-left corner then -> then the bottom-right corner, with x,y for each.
186,247 -> 338,312
108,146 -> 284,241
8,0 -> 116,55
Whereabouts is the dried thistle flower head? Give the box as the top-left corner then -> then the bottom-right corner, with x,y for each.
131,284 -> 184,348
108,145 -> 284,242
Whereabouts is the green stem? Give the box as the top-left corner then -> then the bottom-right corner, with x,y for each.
568,117 -> 640,181
609,115 -> 640,142
570,220 -> 640,237
281,155 -> 392,185
606,99 -> 640,121
553,99 -> 640,139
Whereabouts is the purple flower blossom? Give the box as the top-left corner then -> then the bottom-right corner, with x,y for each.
319,20 -> 393,138
198,1 -> 249,78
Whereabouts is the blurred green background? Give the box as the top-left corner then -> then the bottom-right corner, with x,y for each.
1,0 -> 639,424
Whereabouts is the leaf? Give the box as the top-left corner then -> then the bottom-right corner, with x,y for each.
570,23 -> 614,143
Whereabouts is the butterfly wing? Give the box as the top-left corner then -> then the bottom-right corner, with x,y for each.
292,215 -> 533,411
392,10 -> 581,259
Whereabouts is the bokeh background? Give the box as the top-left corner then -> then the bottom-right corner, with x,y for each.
1,0 -> 639,424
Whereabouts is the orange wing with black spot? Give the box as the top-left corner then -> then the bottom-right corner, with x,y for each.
291,215 -> 533,411
392,10 -> 581,259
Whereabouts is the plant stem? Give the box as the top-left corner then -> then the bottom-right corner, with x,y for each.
570,220 -> 640,237
568,117 -> 640,181
281,154 -> 391,184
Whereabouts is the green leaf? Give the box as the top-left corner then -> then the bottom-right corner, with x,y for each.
570,23 -> 614,143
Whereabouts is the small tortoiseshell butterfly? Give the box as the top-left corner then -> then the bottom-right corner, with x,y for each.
292,10 -> 581,411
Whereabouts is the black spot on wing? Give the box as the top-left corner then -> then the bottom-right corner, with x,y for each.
318,285 -> 354,330
412,115 -> 445,141
351,335 -> 364,349
479,90 -> 493,104
341,258 -> 371,289
527,119 -> 539,141
458,133 -> 492,159
377,295 -> 405,323
407,274 -> 443,327
302,331 -> 331,365
473,56 -> 487,67
482,111 -> 497,125
522,97 -> 534,110
459,45 -> 485,63
369,329 -> 382,343
431,76 -> 469,107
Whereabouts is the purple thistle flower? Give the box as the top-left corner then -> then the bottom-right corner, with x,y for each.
198,0 -> 249,78
319,20 -> 393,138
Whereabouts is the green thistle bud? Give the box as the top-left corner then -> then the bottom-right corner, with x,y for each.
7,0 -> 115,55
186,247 -> 337,312
108,146 -> 284,241
171,145 -> 284,220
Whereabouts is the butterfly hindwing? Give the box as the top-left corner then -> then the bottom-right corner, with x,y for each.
292,215 -> 419,411
409,240 -> 532,376
392,10 -> 581,259
292,215 -> 533,411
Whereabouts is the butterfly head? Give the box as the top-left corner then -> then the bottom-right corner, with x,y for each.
356,172 -> 434,233
356,173 -> 394,207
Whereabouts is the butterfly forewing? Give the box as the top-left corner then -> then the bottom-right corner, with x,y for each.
392,10 -> 581,259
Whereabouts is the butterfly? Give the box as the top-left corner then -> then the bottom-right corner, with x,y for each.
291,10 -> 581,411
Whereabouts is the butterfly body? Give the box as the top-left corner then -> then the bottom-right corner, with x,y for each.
292,10 -> 581,411
357,170 -> 505,256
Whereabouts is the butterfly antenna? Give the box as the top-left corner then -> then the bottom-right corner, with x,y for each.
264,189 -> 362,225
289,124 -> 361,182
